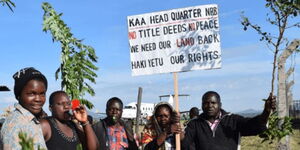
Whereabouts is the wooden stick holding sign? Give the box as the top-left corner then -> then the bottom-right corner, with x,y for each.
173,72 -> 180,150
135,87 -> 143,138
127,4 -> 221,150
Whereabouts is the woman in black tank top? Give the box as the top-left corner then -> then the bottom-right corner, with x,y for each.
40,91 -> 98,150
45,117 -> 80,150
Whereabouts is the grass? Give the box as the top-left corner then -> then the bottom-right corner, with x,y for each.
135,122 -> 300,149
241,129 -> 300,150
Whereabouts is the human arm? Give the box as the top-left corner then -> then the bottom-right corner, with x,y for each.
170,111 -> 185,140
40,119 -> 52,141
73,106 -> 99,150
1,114 -> 48,150
143,131 -> 168,150
144,114 -> 184,150
239,93 -> 276,136
1,123 -> 23,150
141,123 -> 170,150
170,123 -> 185,140
260,93 -> 276,125
181,120 -> 197,150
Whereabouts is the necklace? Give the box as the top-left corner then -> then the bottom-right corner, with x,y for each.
50,118 -> 78,143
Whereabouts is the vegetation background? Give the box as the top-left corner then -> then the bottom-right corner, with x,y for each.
241,129 -> 300,149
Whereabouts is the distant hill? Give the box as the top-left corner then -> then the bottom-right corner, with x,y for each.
87,109 -> 262,121
88,111 -> 106,122
236,109 -> 261,117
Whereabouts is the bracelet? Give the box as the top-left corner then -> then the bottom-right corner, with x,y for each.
81,121 -> 90,127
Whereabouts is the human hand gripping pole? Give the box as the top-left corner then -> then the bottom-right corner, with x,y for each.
171,111 -> 184,140
263,93 -> 276,127
264,93 -> 276,114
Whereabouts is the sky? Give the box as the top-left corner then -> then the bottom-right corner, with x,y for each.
0,0 -> 299,115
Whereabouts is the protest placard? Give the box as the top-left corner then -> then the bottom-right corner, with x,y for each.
128,4 -> 221,76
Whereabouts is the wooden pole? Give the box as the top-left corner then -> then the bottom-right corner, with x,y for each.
173,72 -> 180,150
135,87 -> 142,136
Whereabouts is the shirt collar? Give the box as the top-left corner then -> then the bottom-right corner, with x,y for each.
216,111 -> 222,119
14,103 -> 40,123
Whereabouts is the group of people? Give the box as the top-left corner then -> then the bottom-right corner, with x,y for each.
0,67 -> 276,150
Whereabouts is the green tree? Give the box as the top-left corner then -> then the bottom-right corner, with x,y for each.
241,0 -> 300,93
42,2 -> 98,109
0,0 -> 15,12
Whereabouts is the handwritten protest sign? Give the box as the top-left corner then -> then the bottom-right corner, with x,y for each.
128,4 -> 221,76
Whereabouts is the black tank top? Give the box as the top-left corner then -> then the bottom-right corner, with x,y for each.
46,117 -> 81,150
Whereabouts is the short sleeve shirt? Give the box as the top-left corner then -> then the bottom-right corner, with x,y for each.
106,125 -> 128,150
0,103 -> 47,150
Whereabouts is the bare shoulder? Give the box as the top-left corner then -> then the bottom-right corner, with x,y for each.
40,119 -> 50,129
40,119 -> 52,141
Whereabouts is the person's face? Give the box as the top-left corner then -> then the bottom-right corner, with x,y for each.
202,95 -> 221,118
19,80 -> 46,116
50,93 -> 71,121
156,106 -> 171,128
106,101 -> 123,124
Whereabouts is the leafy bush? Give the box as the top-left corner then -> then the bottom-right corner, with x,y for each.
259,112 -> 293,143
18,132 -> 44,150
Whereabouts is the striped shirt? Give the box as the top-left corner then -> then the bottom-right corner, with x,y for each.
206,112 -> 222,131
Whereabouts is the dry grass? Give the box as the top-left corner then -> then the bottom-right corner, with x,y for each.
241,129 -> 300,150
135,124 -> 300,150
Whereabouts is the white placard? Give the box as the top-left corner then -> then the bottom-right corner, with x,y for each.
128,4 -> 221,76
